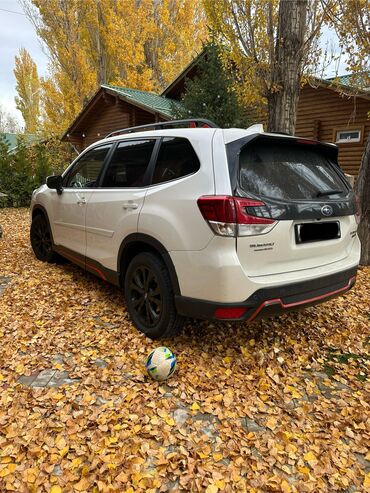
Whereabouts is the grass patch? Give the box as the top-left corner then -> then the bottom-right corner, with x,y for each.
324,346 -> 369,382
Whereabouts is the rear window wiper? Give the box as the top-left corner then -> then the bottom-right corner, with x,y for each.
316,189 -> 344,197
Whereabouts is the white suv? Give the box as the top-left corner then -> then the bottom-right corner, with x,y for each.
30,120 -> 360,339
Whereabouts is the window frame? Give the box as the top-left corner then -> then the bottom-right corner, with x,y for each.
98,138 -> 160,189
146,136 -> 201,187
61,135 -> 201,190
333,125 -> 364,145
62,143 -> 114,189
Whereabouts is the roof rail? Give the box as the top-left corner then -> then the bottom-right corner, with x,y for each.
105,119 -> 219,138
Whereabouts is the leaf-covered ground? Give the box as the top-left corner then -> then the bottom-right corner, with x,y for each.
0,208 -> 369,493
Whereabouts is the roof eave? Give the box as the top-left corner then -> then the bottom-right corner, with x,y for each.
61,86 -> 103,140
102,87 -> 173,120
308,76 -> 370,100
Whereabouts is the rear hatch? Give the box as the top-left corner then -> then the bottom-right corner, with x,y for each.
227,135 -> 358,277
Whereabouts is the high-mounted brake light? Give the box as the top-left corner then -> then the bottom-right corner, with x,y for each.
197,196 -> 277,237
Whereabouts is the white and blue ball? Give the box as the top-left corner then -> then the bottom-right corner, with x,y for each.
145,347 -> 176,381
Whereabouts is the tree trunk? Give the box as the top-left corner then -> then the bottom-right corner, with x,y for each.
267,0 -> 307,134
354,133 -> 370,265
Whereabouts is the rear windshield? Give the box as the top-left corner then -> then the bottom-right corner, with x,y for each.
239,141 -> 347,200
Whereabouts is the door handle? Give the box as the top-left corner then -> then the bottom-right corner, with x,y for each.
77,198 -> 86,205
122,202 -> 138,210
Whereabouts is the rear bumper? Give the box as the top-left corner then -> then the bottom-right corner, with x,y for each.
175,267 -> 357,322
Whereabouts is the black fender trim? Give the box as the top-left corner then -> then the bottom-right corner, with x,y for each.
54,244 -> 120,286
31,205 -> 55,244
118,233 -> 181,295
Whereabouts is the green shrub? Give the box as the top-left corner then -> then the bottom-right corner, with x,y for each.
0,135 -> 73,208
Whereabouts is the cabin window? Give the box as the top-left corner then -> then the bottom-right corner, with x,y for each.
335,128 -> 361,144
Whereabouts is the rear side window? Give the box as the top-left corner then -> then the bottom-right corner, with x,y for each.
239,141 -> 347,200
152,137 -> 200,185
102,139 -> 155,188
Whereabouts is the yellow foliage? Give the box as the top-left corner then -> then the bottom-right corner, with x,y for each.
24,0 -> 206,136
14,48 -> 41,133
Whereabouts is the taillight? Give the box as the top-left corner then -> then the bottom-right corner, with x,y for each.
197,196 -> 277,237
355,195 -> 361,224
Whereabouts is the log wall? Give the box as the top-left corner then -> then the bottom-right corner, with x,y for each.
296,85 -> 370,176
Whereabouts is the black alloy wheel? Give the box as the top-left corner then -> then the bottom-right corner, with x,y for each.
30,214 -> 57,262
124,252 -> 184,339
130,265 -> 162,328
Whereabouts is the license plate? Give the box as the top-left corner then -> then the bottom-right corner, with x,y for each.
295,221 -> 341,244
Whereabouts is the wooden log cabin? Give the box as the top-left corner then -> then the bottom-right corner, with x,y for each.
62,64 -> 370,177
61,84 -> 182,152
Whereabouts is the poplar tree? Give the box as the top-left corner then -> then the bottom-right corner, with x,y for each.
14,48 -> 41,133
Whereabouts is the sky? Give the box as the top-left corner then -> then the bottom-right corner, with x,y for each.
0,0 -> 348,129
0,0 -> 48,125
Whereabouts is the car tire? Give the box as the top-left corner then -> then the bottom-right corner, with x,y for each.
124,252 -> 184,339
30,214 -> 58,263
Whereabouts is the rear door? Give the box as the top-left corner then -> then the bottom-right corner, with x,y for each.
138,135 -> 215,251
230,137 -> 358,277
85,138 -> 157,271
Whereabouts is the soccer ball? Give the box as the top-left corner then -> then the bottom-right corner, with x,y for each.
145,347 -> 176,381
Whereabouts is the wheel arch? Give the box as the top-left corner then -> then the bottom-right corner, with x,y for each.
118,234 -> 181,295
31,205 -> 55,244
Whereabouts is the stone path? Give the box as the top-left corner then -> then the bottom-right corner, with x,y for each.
0,276 -> 11,297
18,369 -> 80,388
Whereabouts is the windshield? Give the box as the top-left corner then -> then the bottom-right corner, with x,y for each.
239,141 -> 347,201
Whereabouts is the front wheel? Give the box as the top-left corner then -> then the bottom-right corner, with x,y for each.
124,252 -> 184,339
30,214 -> 57,263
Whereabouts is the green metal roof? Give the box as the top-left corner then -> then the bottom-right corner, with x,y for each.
325,73 -> 369,91
101,84 -> 184,118
0,133 -> 38,153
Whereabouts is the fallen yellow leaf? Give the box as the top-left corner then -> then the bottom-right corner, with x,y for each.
50,486 -> 62,493
281,480 -> 291,493
0,467 -> 11,478
304,451 -> 318,466
206,484 -> 219,493
285,385 -> 302,399
212,453 -> 223,462
364,473 -> 370,489
74,477 -> 91,492
266,417 -> 277,430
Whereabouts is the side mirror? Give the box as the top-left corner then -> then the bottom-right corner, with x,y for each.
46,175 -> 63,195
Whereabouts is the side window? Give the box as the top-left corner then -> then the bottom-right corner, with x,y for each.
65,145 -> 111,188
152,137 -> 200,185
101,139 -> 155,188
